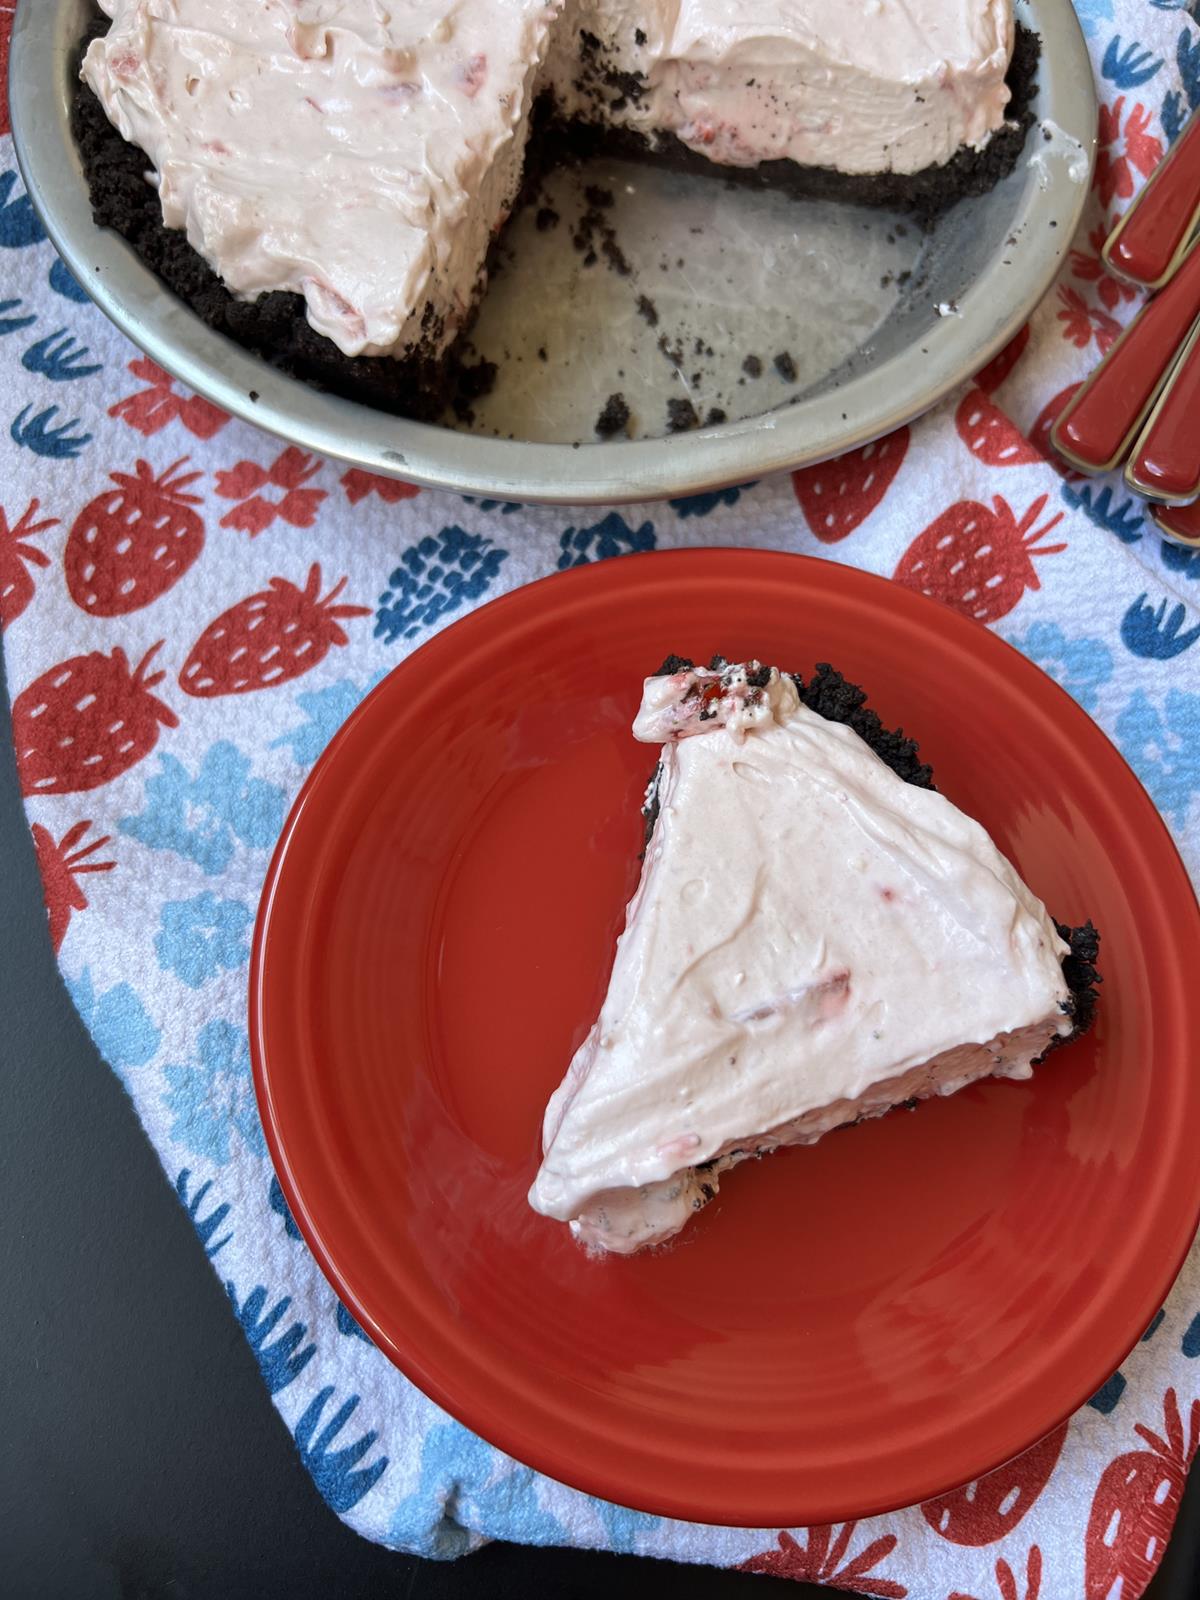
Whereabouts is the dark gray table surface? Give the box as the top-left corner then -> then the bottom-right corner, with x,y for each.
1,643 -> 1196,1600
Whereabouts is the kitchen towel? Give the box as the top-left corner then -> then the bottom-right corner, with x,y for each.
3,3 -> 1200,1596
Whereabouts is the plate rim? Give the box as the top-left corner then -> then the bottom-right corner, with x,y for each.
250,548 -> 1200,1527
11,0 -> 1096,505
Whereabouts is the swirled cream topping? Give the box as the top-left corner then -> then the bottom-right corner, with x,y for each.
84,2 -> 1016,358
529,661 -> 1072,1254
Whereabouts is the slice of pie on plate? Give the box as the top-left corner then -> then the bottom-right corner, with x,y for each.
529,657 -> 1099,1254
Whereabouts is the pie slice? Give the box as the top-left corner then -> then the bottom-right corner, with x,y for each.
528,657 -> 1099,1254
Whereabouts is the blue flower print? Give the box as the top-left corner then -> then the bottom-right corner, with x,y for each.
0,171 -> 47,249
1061,480 -> 1144,544
11,403 -> 93,460
269,1174 -> 304,1240
49,257 -> 93,304
155,892 -> 254,989
1116,688 -> 1200,828
295,1389 -> 388,1514
1101,37 -> 1162,89
390,1421 -> 565,1558
1072,0 -> 1113,38
556,512 -> 656,570
1005,621 -> 1115,712
271,673 -> 387,769
163,1020 -> 266,1167
0,298 -> 36,337
1161,537 -> 1200,579
22,328 -> 102,383
1121,595 -> 1200,660
1163,28 -> 1200,145
119,742 -> 287,876
66,968 -> 161,1082
375,527 -> 508,645
177,1169 -> 233,1258
336,1302 -> 372,1344
227,1284 -> 316,1396
595,1500 -> 662,1554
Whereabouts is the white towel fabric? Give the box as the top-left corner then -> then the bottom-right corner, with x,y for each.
3,3 -> 1200,1595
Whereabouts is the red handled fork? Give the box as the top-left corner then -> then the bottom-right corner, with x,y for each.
1050,109 -> 1200,532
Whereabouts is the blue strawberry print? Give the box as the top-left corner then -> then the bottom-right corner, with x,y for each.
1061,480 -> 1144,544
0,171 -> 47,249
49,257 -> 93,304
155,892 -> 254,989
22,328 -> 103,383
269,1175 -> 304,1241
1006,621 -> 1114,711
390,1421 -> 564,1556
119,742 -> 287,877
1102,36 -> 1162,87
375,526 -> 508,645
227,1284 -> 316,1396
162,1020 -> 266,1167
1088,1310 -> 1166,1414
176,1169 -> 233,1258
669,484 -> 754,519
1122,595 -> 1200,659
295,1389 -> 388,1514
11,403 -> 93,460
0,298 -> 36,336
461,496 -> 523,515
556,511 -> 655,569
1115,687 -> 1200,827
1184,1309 -> 1200,1358
1164,27 -> 1200,143
65,969 -> 160,1083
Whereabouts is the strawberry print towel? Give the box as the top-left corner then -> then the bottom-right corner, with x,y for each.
4,4 -> 1200,1596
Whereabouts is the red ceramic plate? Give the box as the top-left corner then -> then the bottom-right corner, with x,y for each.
251,549 -> 1200,1527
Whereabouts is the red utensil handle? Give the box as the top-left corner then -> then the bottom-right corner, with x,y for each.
1051,238 -> 1200,474
1127,317 -> 1200,503
1103,111 -> 1200,289
1151,497 -> 1200,547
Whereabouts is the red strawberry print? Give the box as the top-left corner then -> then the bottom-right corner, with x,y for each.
739,1524 -> 906,1596
214,447 -> 326,536
65,457 -> 205,616
792,427 -> 910,543
14,642 -> 179,796
179,564 -> 369,698
922,1422 -> 1066,1546
1030,383 -> 1084,480
1085,1389 -> 1198,1600
1096,99 -> 1163,212
109,357 -> 230,441
951,1546 -> 1043,1600
0,3 -> 13,138
955,389 -> 1042,468
31,820 -> 116,953
341,468 -> 421,507
0,498 -> 57,630
895,493 -> 1066,624
973,325 -> 1030,395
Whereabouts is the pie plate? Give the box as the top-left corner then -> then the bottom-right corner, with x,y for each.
250,550 -> 1200,1527
12,0 -> 1094,503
